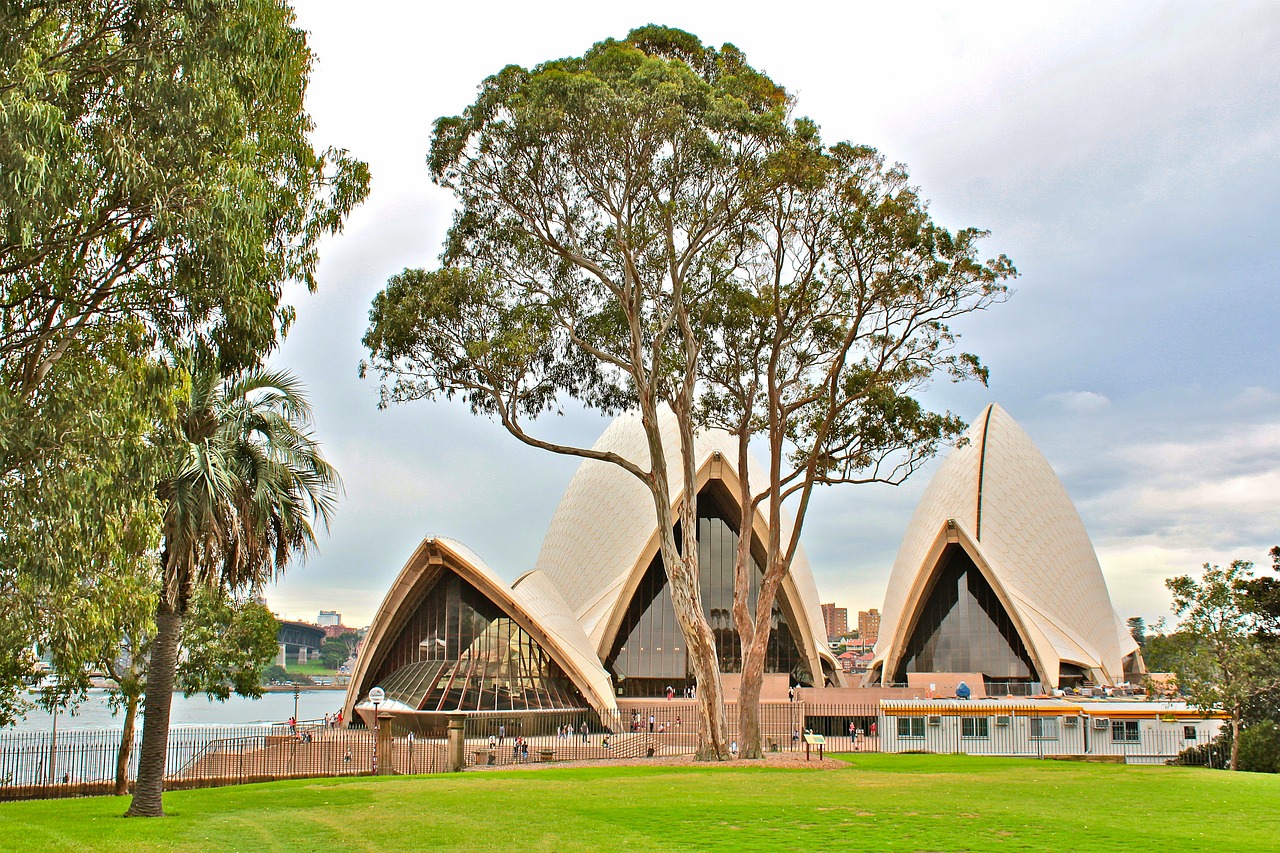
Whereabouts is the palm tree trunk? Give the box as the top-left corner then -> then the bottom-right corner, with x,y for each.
114,694 -> 139,796
125,604 -> 182,817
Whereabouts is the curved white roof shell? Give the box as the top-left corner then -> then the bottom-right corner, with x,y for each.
870,404 -> 1138,688
344,536 -> 618,718
532,407 -> 841,686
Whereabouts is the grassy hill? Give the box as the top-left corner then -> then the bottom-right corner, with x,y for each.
1,753 -> 1276,851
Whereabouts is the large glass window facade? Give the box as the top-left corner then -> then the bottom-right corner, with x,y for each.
367,573 -> 584,712
605,486 -> 809,695
892,545 -> 1038,685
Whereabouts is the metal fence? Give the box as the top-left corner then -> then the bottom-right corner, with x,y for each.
0,719 -> 434,801
2,702 -> 1230,800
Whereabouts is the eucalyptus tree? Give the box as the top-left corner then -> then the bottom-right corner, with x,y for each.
1167,559 -> 1280,771
0,0 -> 366,737
126,359 -> 339,817
364,26 -> 793,759
0,0 -> 369,393
699,141 -> 1015,757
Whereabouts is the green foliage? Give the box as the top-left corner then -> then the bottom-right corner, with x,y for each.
0,0 -> 370,389
320,638 -> 350,669
0,0 -> 367,727
177,592 -> 280,701
365,26 -> 792,427
3,756 -> 1280,851
154,354 -> 340,610
261,664 -> 289,685
1127,616 -> 1147,648
1237,721 -> 1280,774
1166,560 -> 1278,717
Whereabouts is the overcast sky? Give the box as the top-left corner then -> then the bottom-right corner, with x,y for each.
263,1 -> 1280,632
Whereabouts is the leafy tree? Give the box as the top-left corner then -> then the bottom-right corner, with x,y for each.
261,664 -> 290,685
320,638 -> 350,669
1127,616 -> 1147,648
100,581 -> 278,796
0,329 -> 165,724
335,631 -> 362,659
0,0 -> 367,736
364,26 -> 794,759
126,358 -> 338,817
1166,559 -> 1280,771
0,0 -> 369,392
698,139 -> 1013,756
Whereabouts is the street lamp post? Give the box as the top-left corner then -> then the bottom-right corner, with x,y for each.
292,683 -> 300,729
368,686 -> 385,774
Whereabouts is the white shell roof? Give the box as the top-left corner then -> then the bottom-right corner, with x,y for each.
872,404 -> 1138,687
343,536 -> 618,716
532,407 -> 839,683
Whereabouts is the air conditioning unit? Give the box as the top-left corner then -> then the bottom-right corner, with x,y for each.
927,715 -> 942,726
994,715 -> 1011,727
1092,717 -> 1109,730
1062,716 -> 1079,728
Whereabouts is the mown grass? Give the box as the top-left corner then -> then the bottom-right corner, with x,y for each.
1,753 -> 1276,852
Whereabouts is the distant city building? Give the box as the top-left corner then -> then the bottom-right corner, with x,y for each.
858,608 -> 881,643
821,603 -> 848,642
318,610 -> 342,627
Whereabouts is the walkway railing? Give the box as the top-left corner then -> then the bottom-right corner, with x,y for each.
1,701 -> 1229,800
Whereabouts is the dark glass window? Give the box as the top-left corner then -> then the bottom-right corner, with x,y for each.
898,716 -> 925,738
605,486 -> 809,694
961,717 -> 989,738
892,545 -> 1038,684
1030,717 -> 1058,739
1111,720 -> 1140,743
367,573 -> 583,712
1183,726 -> 1196,741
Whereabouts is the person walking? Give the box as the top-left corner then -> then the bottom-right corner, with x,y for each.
580,722 -> 589,744
498,723 -> 506,745
648,714 -> 655,733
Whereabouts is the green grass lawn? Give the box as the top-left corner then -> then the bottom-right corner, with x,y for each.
2,754 -> 1276,852
277,662 -> 340,678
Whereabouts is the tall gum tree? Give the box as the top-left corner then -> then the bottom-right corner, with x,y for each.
698,140 -> 1015,757
0,0 -> 367,782
363,26 -> 794,759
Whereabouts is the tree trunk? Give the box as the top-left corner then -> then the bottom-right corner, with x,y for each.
125,605 -> 183,817
1230,711 -> 1241,772
642,403 -> 729,761
114,694 -> 139,796
737,632 -> 769,759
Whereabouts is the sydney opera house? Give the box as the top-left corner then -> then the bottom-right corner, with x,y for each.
344,404 -> 1142,725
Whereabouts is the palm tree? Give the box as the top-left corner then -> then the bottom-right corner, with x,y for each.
125,358 -> 339,817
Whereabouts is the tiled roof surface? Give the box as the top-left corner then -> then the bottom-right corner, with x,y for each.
873,404 -> 1137,686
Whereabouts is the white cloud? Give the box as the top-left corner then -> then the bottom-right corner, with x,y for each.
1044,390 -> 1111,413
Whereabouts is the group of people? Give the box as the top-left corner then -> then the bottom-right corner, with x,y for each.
554,722 -> 590,743
663,684 -> 696,700
323,711 -> 344,728
628,712 -> 681,733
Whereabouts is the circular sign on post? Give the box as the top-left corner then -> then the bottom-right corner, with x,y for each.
368,687 -> 385,705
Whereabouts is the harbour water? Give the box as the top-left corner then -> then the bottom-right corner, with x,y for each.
8,689 -> 346,734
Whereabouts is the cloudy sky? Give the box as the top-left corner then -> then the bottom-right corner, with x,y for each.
263,1 -> 1280,631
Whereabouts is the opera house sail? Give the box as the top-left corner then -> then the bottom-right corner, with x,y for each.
345,409 -> 841,724
866,404 -> 1141,691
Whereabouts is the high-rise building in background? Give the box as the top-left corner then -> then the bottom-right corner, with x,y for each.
318,610 -> 342,627
858,608 -> 880,643
821,603 -> 848,642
